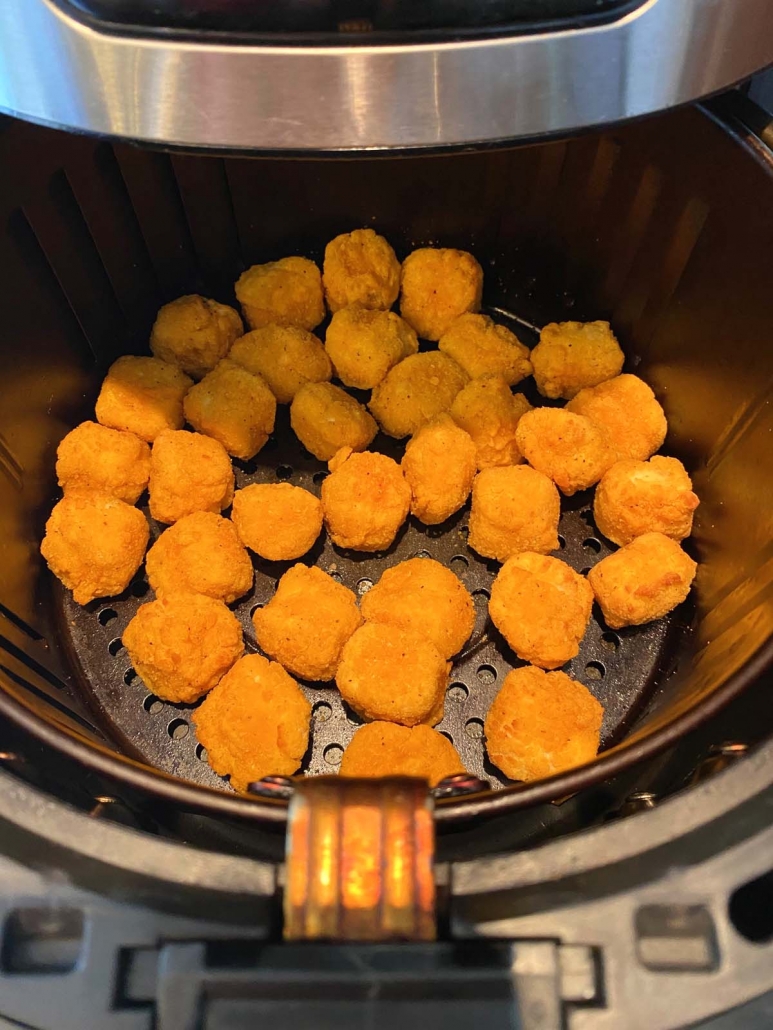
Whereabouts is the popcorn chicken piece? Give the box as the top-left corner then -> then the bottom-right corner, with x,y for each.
325,305 -> 418,390
530,320 -> 624,400
468,466 -> 560,562
450,374 -> 531,469
515,407 -> 616,496
400,247 -> 483,341
148,430 -> 234,524
369,352 -> 469,439
56,421 -> 150,504
229,325 -> 331,404
340,723 -> 465,786
149,294 -> 243,379
401,414 -> 476,524
438,313 -> 532,385
321,448 -> 411,552
566,374 -> 667,461
183,359 -> 276,460
232,483 -> 322,561
235,256 -> 324,331
95,356 -> 192,443
594,456 -> 699,546
323,228 -> 401,312
290,382 -> 377,462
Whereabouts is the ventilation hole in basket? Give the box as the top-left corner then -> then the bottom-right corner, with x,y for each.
342,701 -> 364,725
451,555 -> 469,575
580,567 -> 592,576
276,465 -> 293,481
98,608 -> 117,627
312,700 -> 332,723
143,694 -> 162,714
196,743 -> 208,763
357,578 -> 373,595
312,471 -> 328,485
327,569 -> 342,582
729,871 -> 773,943
324,743 -> 343,766
234,457 -> 258,475
124,668 -> 137,686
601,631 -> 621,651
107,638 -> 123,656
250,602 -> 265,617
414,549 -> 431,560
130,580 -> 149,598
476,664 -> 497,685
447,683 -> 469,703
585,661 -> 605,681
557,535 -> 566,550
583,538 -> 602,554
472,588 -> 490,605
168,719 -> 189,740
440,731 -> 454,744
465,718 -> 484,740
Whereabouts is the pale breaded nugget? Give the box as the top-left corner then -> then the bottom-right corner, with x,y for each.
235,256 -> 325,332
95,356 -> 192,443
194,653 -> 311,793
290,382 -> 377,462
485,665 -> 603,781
340,722 -> 465,786
149,294 -> 243,380
530,320 -> 624,400
321,448 -> 411,552
336,622 -> 450,727
323,228 -> 401,312
369,352 -> 469,439
146,512 -> 253,604
450,375 -> 531,469
588,532 -> 697,629
594,456 -> 699,546
229,325 -> 332,404
41,492 -> 149,605
489,553 -> 593,669
438,313 -> 532,385
56,421 -> 150,504
123,594 -> 243,704
401,414 -> 477,525
515,407 -> 616,496
360,557 -> 475,660
253,564 -> 362,681
400,248 -> 483,341
325,305 -> 418,390
468,466 -> 560,562
232,483 -> 323,561
183,359 -> 276,460
566,374 -> 667,461
148,429 -> 234,524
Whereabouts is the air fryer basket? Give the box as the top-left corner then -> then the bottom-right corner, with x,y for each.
0,100 -> 771,846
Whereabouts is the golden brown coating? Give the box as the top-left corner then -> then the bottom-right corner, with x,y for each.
336,622 -> 449,727
530,320 -> 624,400
229,325 -> 332,404
41,492 -> 149,605
566,374 -> 667,461
368,352 -> 469,439
232,483 -> 323,561
515,407 -> 616,496
588,532 -> 697,630
253,564 -> 362,681
360,557 -> 475,660
235,256 -> 325,332
122,594 -> 243,704
438,313 -> 532,385
95,356 -> 193,443
468,465 -> 560,562
400,247 -> 483,341
194,653 -> 311,793
148,429 -> 234,524
290,382 -> 377,462
323,229 -> 401,312
450,375 -> 531,469
146,512 -> 253,604
401,415 -> 477,525
340,723 -> 465,786
489,553 -> 593,669
321,449 -> 411,552
594,456 -> 699,546
149,294 -> 243,380
56,421 -> 151,504
485,666 -> 603,782
324,305 -> 418,390
183,359 -> 276,461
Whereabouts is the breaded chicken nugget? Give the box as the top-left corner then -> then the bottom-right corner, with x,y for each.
95,356 -> 192,443
323,228 -> 401,312
360,557 -> 475,660
235,257 -> 324,331
369,352 -> 469,439
321,449 -> 411,552
148,430 -> 234,524
336,623 -> 450,727
485,666 -> 603,781
146,512 -> 253,604
400,248 -> 483,341
325,305 -> 418,390
195,654 -> 311,793
56,421 -> 150,504
183,359 -> 276,460
515,407 -> 616,496
450,375 -> 531,469
41,492 -> 149,605
468,466 -> 560,562
594,456 -> 699,546
253,564 -> 362,681
530,320 -> 624,400
123,594 -> 243,704
149,294 -> 243,380
438,313 -> 532,385
340,723 -> 465,786
401,415 -> 476,524
489,554 -> 593,669
232,483 -> 322,561
229,325 -> 332,404
566,374 -> 667,461
588,532 -> 697,629
290,382 -> 377,462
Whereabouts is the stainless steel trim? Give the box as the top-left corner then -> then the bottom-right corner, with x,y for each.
0,0 -> 771,151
